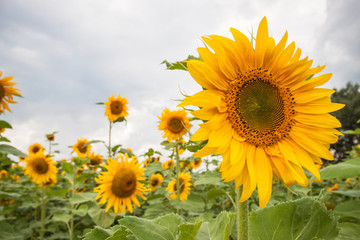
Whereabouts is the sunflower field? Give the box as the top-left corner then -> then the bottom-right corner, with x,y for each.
1,17 -> 360,240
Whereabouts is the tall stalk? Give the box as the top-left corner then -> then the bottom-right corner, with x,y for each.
175,143 -> 180,200
40,186 -> 46,240
236,187 -> 248,240
69,163 -> 77,240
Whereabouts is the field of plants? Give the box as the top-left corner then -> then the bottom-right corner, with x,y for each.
1,17 -> 360,240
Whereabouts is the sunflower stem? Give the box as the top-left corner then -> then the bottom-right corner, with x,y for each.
69,162 -> 77,240
175,143 -> 180,200
108,121 -> 112,159
236,187 -> 248,240
40,186 -> 46,240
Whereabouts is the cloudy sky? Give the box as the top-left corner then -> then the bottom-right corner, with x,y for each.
0,0 -> 359,161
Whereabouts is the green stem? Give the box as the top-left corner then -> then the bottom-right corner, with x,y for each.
236,187 -> 248,240
175,143 -> 180,200
40,186 -> 46,240
69,163 -> 77,240
108,121 -> 112,158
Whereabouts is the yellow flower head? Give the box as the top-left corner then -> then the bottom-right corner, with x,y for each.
0,128 -> 5,134
105,94 -> 129,122
166,172 -> 192,201
0,71 -> 21,113
0,169 -> 8,179
24,151 -> 58,186
158,108 -> 192,142
72,138 -> 92,158
94,154 -> 148,214
180,160 -> 191,169
150,173 -> 164,190
191,158 -> 202,169
178,17 -> 344,208
87,152 -> 103,166
46,134 -> 55,141
28,143 -> 45,156
328,183 -> 339,191
162,159 -> 175,170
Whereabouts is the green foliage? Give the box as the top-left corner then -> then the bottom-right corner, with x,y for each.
320,158 -> 360,179
0,144 -> 27,157
249,198 -> 339,240
161,55 -> 200,71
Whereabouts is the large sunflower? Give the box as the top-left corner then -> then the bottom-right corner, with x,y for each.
0,71 -> 21,113
158,108 -> 192,142
72,138 -> 92,158
28,143 -> 45,155
105,94 -> 129,122
94,154 -> 148,214
150,173 -> 163,190
24,151 -> 58,186
166,172 -> 192,201
178,17 -> 343,208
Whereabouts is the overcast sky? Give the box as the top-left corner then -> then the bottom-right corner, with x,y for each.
0,0 -> 359,161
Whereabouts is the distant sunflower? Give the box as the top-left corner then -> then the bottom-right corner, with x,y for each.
180,161 -> 191,169
0,128 -> 5,134
162,159 -> 175,170
28,143 -> 44,155
178,17 -> 344,208
105,94 -> 129,122
0,71 -> 21,113
0,170 -> 8,179
72,138 -> 92,158
24,151 -> 58,186
158,108 -> 192,142
150,173 -> 163,190
94,154 -> 147,214
87,152 -> 103,166
166,172 -> 192,201
46,134 -> 55,141
191,158 -> 202,169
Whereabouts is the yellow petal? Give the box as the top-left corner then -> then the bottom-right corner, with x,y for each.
255,147 -> 272,208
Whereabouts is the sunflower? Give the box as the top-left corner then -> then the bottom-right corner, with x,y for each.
94,154 -> 148,214
46,134 -> 55,141
191,158 -> 202,169
180,160 -> 191,169
105,94 -> 129,122
24,151 -> 58,186
150,173 -> 163,190
0,128 -> 5,134
166,172 -> 192,201
162,159 -> 175,170
0,169 -> 8,179
0,71 -> 21,113
28,143 -> 44,155
87,152 -> 103,166
72,138 -> 92,158
328,183 -> 339,191
158,108 -> 192,142
178,17 -> 343,208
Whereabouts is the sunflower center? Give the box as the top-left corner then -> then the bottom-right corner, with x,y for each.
0,85 -> 5,101
168,118 -> 184,133
77,143 -> 88,154
32,157 -> 49,174
151,179 -> 159,187
110,101 -> 123,115
111,169 -> 137,198
90,157 -> 101,165
32,147 -> 40,154
226,68 -> 295,147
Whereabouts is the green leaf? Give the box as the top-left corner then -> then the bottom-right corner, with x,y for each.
73,204 -> 89,217
196,211 -> 236,240
117,215 -> 175,240
0,120 -> 12,129
69,192 -> 97,204
0,221 -> 24,240
106,226 -> 134,240
337,222 -> 360,240
194,171 -> 222,186
170,194 -> 205,212
0,144 -> 27,157
143,203 -> 166,219
0,190 -> 21,198
83,226 -> 112,240
83,140 -> 103,147
62,162 -> 74,174
249,197 -> 339,240
119,148 -> 135,157
206,189 -> 226,200
320,159 -> 360,179
161,55 -> 200,71
144,162 -> 163,177
154,213 -> 184,238
178,220 -> 203,240
330,190 -> 360,197
52,212 -> 71,224
343,128 -> 360,134
0,136 -> 10,142
334,200 -> 360,220
88,204 -> 116,228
